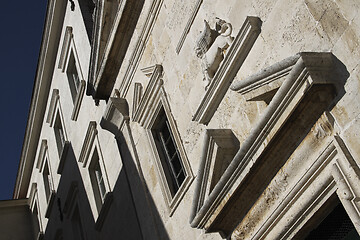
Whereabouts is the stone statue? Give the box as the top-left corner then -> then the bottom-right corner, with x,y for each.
195,18 -> 234,88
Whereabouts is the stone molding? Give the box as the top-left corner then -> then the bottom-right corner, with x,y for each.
117,0 -> 164,98
71,80 -> 86,121
79,121 -> 98,166
175,0 -> 203,54
88,0 -> 145,100
46,89 -> 60,124
14,0 -> 67,199
58,26 -> 73,71
57,26 -> 86,121
190,129 -> 239,222
132,64 -> 163,126
36,140 -> 48,170
132,82 -> 143,119
131,64 -> 194,214
236,135 -> 360,239
190,52 -> 341,233
192,16 -> 262,124
230,54 -> 300,102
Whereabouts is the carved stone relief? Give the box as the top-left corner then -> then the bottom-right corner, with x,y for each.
195,18 -> 234,88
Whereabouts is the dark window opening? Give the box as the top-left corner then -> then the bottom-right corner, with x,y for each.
54,113 -> 65,156
42,160 -> 52,202
89,149 -> 106,211
152,107 -> 186,196
305,202 -> 360,240
66,52 -> 80,103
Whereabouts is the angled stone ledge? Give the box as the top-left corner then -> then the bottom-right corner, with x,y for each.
192,16 -> 262,125
231,54 -> 300,103
132,64 -> 163,126
79,121 -> 98,167
190,52 -> 343,235
190,129 -> 239,224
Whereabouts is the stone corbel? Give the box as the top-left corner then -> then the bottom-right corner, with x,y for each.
100,97 -> 130,137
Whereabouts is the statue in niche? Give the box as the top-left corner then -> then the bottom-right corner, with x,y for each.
195,18 -> 234,88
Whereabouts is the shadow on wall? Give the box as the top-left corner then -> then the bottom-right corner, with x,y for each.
44,140 -> 170,239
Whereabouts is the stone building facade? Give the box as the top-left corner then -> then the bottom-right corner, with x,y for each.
7,0 -> 360,239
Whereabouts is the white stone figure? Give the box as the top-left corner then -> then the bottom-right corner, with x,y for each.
195,18 -> 234,88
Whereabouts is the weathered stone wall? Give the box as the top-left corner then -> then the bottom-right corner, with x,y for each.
22,0 -> 360,239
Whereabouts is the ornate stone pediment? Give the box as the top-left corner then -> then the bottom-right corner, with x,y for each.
87,0 -> 144,100
190,52 -> 345,236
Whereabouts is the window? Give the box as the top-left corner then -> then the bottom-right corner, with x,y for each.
66,52 -> 81,103
42,160 -> 52,202
29,184 -> 44,240
133,64 -> 193,214
58,28 -> 86,121
54,112 -> 66,157
89,148 -> 106,211
152,107 -> 186,196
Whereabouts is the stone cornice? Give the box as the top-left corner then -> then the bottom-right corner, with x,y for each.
190,52 -> 342,234
87,0 -> 145,100
14,0 -> 67,199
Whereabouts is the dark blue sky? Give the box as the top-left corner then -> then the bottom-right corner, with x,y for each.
0,2 -> 47,200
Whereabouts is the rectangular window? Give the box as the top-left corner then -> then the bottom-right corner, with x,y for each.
66,52 -> 81,103
89,149 -> 106,211
54,113 -> 66,156
151,107 -> 186,196
42,160 -> 52,202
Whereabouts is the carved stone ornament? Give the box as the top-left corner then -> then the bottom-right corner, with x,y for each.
195,18 -> 234,88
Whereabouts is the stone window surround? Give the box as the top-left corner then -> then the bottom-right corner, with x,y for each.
29,183 -> 45,240
35,139 -> 56,218
46,89 -> 70,174
190,52 -> 345,234
235,135 -> 360,239
58,26 -> 86,121
190,129 -> 240,223
132,64 -> 194,215
79,121 -> 113,230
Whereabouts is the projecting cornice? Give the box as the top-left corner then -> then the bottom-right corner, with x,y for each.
190,52 -> 346,235
14,0 -> 67,199
87,0 -> 144,100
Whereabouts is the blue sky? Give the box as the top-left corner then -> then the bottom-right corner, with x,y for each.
0,2 -> 47,200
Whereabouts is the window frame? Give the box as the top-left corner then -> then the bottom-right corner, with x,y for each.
58,26 -> 86,121
88,147 -> 108,212
80,121 -> 112,221
132,64 -> 194,215
35,140 -> 57,218
145,97 -> 194,215
150,106 -> 187,197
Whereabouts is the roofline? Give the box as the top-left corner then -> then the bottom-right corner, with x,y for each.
13,0 -> 67,199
